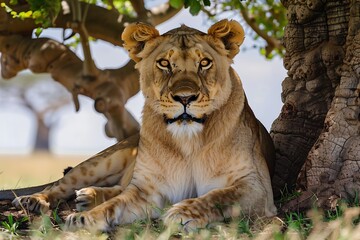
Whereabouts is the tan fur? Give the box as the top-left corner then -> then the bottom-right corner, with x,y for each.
11,20 -> 277,233
12,134 -> 139,213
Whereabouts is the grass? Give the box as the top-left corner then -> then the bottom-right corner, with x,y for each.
1,214 -> 29,236
2,155 -> 360,239
2,189 -> 360,239
2,205 -> 360,239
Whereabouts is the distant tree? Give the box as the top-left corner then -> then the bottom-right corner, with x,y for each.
0,74 -> 71,150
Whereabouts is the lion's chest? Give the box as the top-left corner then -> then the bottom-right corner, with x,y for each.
161,165 -> 227,204
135,139 -> 233,204
150,154 -> 228,204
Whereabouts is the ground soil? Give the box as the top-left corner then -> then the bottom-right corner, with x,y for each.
0,199 -> 77,237
0,152 -> 87,234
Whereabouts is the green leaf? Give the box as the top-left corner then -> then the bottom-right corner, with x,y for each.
189,0 -> 201,15
0,3 -> 13,13
9,0 -> 18,5
203,0 -> 210,6
169,0 -> 184,9
184,0 -> 191,8
32,10 -> 42,18
35,27 -> 43,37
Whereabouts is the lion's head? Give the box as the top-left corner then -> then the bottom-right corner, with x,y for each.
122,20 -> 245,138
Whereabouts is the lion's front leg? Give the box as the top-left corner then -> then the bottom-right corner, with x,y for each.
163,180 -> 277,232
75,185 -> 124,211
12,145 -> 137,213
12,192 -> 51,213
65,184 -> 164,233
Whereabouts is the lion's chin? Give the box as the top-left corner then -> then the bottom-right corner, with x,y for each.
166,121 -> 204,138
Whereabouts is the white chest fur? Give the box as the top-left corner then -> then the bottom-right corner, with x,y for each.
159,153 -> 228,204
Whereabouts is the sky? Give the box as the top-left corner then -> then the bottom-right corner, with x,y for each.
0,9 -> 286,156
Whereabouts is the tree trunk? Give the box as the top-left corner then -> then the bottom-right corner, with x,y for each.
298,0 -> 360,206
34,118 -> 50,150
272,0 -> 359,206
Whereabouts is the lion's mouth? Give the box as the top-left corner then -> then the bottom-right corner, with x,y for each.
164,113 -> 206,124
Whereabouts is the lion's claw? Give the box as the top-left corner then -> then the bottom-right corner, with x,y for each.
64,211 -> 110,233
12,194 -> 50,213
65,213 -> 90,231
163,207 -> 204,232
75,188 -> 98,212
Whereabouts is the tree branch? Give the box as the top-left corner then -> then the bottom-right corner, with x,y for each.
0,1 -> 181,141
200,7 -> 215,18
0,35 -> 139,140
239,6 -> 283,56
0,1 -> 181,46
148,3 -> 181,26
67,0 -> 98,78
130,0 -> 148,20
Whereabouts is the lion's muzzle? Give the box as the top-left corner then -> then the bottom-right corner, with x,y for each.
172,94 -> 199,106
165,93 -> 206,125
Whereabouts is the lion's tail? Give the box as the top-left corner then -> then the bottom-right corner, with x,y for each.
0,181 -> 56,200
0,166 -> 72,201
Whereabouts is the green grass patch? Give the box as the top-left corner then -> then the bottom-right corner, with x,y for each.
2,203 -> 360,239
1,214 -> 29,236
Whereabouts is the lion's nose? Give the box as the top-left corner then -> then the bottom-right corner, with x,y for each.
172,94 -> 198,106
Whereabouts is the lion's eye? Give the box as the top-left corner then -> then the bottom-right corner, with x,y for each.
199,58 -> 212,70
156,59 -> 171,71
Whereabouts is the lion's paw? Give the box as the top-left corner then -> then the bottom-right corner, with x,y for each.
64,210 -> 109,233
163,206 -> 205,232
75,187 -> 99,212
12,194 -> 50,213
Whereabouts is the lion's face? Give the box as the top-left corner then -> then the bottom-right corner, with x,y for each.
122,20 -> 245,137
138,34 -> 234,137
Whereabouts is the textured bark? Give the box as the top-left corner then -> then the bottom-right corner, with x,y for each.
271,0 -> 350,198
298,0 -> 360,206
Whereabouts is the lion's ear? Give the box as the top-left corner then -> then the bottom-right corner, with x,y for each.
208,19 -> 245,59
122,22 -> 160,62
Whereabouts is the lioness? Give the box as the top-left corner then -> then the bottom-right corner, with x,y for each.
9,19 -> 277,232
